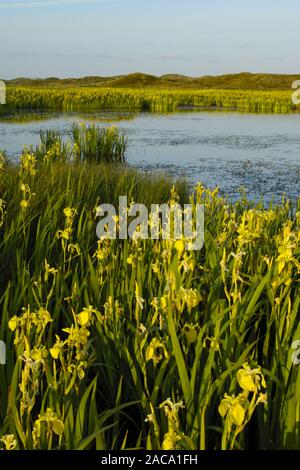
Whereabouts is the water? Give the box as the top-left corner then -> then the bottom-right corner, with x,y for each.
1,109 -> 300,203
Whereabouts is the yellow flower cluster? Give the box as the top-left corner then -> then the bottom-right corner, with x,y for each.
159,399 -> 185,450
157,288 -> 201,315
49,306 -> 99,394
219,362 -> 267,449
9,306 -> 52,416
145,338 -> 169,365
237,209 -> 276,245
275,222 -> 299,274
0,434 -> 17,451
57,207 -> 80,258
20,183 -> 35,211
8,304 -> 98,421
32,408 -> 64,448
20,151 -> 37,178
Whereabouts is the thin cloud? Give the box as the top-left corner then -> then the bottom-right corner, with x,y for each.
0,52 -> 131,61
153,56 -> 197,61
0,0 -> 113,8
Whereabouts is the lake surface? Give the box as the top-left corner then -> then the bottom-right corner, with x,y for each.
0,109 -> 300,203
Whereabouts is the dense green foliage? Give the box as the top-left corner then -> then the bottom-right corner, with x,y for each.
0,131 -> 300,450
5,86 -> 297,113
21,124 -> 127,165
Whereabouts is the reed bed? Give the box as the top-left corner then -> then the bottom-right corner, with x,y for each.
23,123 -> 127,166
0,133 -> 299,450
6,86 -> 297,113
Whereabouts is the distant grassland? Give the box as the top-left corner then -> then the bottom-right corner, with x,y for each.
4,86 -> 297,113
5,72 -> 300,90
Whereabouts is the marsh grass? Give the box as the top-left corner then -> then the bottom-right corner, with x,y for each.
7,86 -> 298,113
21,124 -> 128,167
70,123 -> 127,164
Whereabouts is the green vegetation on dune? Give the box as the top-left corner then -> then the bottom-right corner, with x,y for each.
4,72 -> 300,90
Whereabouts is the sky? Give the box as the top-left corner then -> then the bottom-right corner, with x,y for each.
0,0 -> 299,79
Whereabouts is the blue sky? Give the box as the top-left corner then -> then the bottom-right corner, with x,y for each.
0,0 -> 299,78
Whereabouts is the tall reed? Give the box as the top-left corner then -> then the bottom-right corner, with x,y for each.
6,86 -> 298,113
